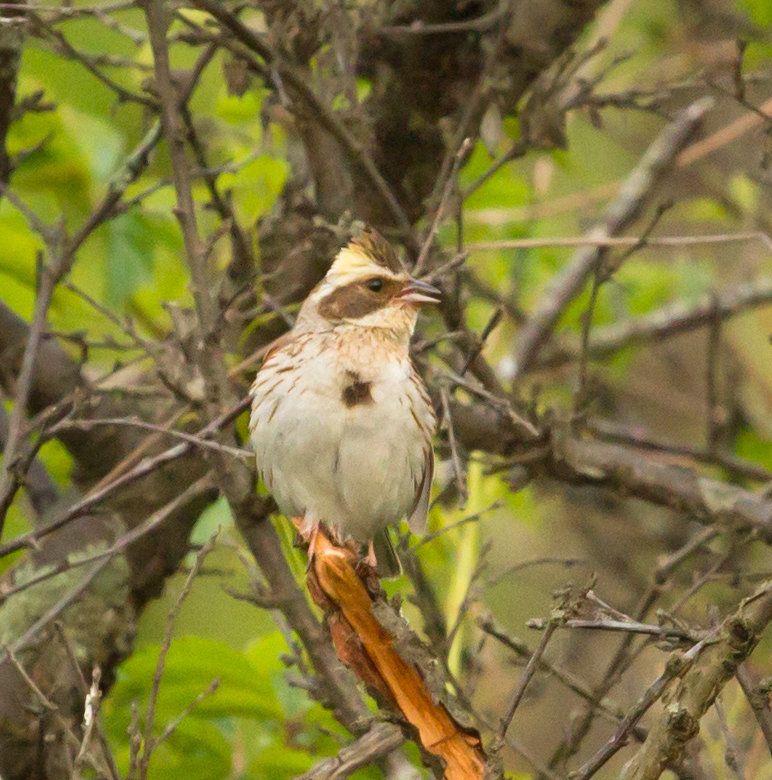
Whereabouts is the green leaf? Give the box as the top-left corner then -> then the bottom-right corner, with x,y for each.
104,212 -> 156,307
109,636 -> 282,727
146,718 -> 232,780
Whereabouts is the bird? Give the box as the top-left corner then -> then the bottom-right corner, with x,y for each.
249,227 -> 439,576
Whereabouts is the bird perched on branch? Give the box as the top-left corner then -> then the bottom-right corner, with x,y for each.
249,227 -> 438,576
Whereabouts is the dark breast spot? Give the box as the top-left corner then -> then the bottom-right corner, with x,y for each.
342,377 -> 374,407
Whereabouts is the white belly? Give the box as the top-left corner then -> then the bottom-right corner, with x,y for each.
249,333 -> 429,541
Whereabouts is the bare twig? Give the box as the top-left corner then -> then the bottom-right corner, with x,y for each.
546,523 -> 722,774
575,203 -> 669,410
55,624 -> 122,780
466,231 -> 772,251
587,418 -> 772,483
0,247 -> 68,533
439,384 -> 468,505
0,397 -> 246,558
620,581 -> 772,780
548,426 -> 772,541
52,416 -> 252,460
572,630 -> 719,780
706,292 -> 723,452
0,476 -> 215,605
380,5 -> 509,36
1,640 -> 58,712
413,137 -> 473,275
713,695 -> 746,779
31,12 -> 155,107
0,114 -> 164,533
144,0 -> 218,347
513,97 -> 713,379
137,533 -> 218,779
736,664 -> 772,758
0,403 -> 58,517
0,556 -> 113,662
534,275 -> 772,370
296,723 -> 406,779
424,0 -> 513,232
542,617 -> 695,642
478,615 -> 638,730
459,306 -> 504,378
497,620 -> 557,742
461,138 -> 530,200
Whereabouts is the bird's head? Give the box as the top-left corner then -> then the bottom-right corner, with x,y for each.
299,227 -> 440,333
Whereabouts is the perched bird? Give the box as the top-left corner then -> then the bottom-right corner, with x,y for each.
249,227 -> 439,576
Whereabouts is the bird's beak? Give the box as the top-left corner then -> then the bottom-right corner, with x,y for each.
396,278 -> 441,306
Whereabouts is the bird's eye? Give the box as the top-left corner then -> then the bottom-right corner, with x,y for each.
365,277 -> 383,292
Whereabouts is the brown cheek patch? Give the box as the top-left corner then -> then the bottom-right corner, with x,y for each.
318,279 -> 404,320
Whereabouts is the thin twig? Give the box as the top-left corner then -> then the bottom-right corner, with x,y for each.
55,624 -> 122,780
31,12 -> 155,107
0,557 -> 113,663
497,620 -> 557,742
736,664 -> 772,759
424,0 -> 513,233
1,641 -> 58,711
571,630 -> 718,780
413,137 -> 473,275
479,615 -> 640,731
0,397 -> 247,558
0,249 -> 66,534
706,292 -> 722,452
714,695 -> 746,779
546,522 -> 721,773
620,582 -> 772,780
541,617 -> 696,643
575,202 -> 669,412
138,532 -> 218,779
0,476 -> 215,605
380,5 -> 509,36
587,418 -> 772,483
465,231 -> 772,251
52,416 -> 252,460
439,384 -> 468,505
513,97 -> 713,380
534,275 -> 772,370
459,306 -> 504,378
411,502 -> 498,550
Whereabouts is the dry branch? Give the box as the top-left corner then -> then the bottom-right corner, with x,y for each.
548,426 -> 772,540
513,98 -> 713,379
307,528 -> 490,779
143,0 -> 379,743
620,580 -> 772,780
297,722 -> 406,779
534,276 -> 772,369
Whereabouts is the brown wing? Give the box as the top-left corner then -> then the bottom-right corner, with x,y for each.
259,330 -> 296,366
235,329 -> 296,384
408,445 -> 434,534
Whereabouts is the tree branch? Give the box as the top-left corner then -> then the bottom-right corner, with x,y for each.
547,426 -> 772,541
534,276 -> 772,370
620,580 -> 772,780
513,98 -> 714,379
